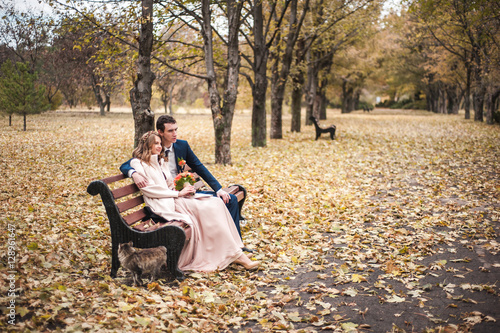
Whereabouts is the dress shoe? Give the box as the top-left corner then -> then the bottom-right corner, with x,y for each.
242,246 -> 255,253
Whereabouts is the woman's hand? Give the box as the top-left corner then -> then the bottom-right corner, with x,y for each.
179,185 -> 196,197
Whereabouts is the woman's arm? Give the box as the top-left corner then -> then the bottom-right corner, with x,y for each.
121,158 -> 149,188
130,159 -> 178,198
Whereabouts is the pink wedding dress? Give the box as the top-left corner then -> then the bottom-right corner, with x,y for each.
130,156 -> 243,272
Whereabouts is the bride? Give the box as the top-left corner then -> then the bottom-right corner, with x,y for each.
129,131 -> 259,272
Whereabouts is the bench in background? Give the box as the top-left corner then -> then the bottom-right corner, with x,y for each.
309,116 -> 336,140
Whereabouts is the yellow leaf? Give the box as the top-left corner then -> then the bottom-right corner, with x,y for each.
351,274 -> 367,283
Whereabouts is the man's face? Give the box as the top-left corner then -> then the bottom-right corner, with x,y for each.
158,123 -> 178,147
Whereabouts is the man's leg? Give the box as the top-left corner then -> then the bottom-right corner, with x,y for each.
225,193 -> 241,239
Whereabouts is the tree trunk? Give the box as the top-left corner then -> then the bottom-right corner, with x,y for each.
305,46 -> 334,122
464,65 -> 471,119
91,74 -> 106,116
201,0 -> 242,164
290,38 -> 306,132
105,94 -> 111,113
218,0 -> 241,164
162,93 -> 168,113
341,79 -> 358,114
438,86 -> 446,114
472,46 -> 484,122
341,80 -> 352,113
251,72 -> 267,147
269,25 -> 281,134
168,83 -> 175,114
63,92 -> 78,108
129,0 -> 156,147
290,70 -> 304,132
270,0 -> 309,139
318,54 -> 334,120
426,76 -> 439,113
485,89 -> 499,125
493,91 -> 500,124
23,113 -> 26,131
270,80 -> 285,139
9,115 -> 11,126
473,89 -> 484,122
251,0 -> 268,147
318,80 -> 328,120
350,89 -> 360,112
446,85 -> 458,114
270,0 -> 297,139
305,50 -> 318,121
485,92 -> 492,124
313,87 -> 322,119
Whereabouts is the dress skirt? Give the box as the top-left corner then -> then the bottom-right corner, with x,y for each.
174,196 -> 243,272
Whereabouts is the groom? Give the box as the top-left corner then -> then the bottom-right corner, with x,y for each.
120,115 -> 251,250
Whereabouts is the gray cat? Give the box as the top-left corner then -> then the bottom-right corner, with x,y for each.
118,241 -> 167,286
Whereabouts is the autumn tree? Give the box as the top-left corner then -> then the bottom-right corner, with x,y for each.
374,9 -> 431,111
269,0 -> 379,136
0,60 -> 50,130
238,0 -> 291,147
167,0 -> 244,164
85,30 -> 127,116
50,0 -> 158,145
302,0 -> 380,119
52,0 -> 245,162
410,0 -> 500,123
269,0 -> 310,139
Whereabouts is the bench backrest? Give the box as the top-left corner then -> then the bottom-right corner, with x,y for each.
101,174 -> 146,226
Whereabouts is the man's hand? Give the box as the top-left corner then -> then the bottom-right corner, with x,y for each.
132,172 -> 148,188
217,189 -> 230,204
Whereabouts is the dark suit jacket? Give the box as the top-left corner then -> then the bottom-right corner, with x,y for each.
120,139 -> 222,192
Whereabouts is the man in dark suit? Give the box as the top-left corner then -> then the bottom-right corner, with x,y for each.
120,115 -> 252,251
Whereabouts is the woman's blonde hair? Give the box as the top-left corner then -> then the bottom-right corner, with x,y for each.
132,131 -> 164,165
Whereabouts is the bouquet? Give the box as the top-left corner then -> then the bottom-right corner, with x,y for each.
174,172 -> 196,191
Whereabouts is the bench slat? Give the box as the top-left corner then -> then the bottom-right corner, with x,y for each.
117,196 -> 144,213
224,186 -> 238,195
102,174 -> 126,184
112,183 -> 140,199
193,180 -> 204,190
123,208 -> 147,226
223,186 -> 244,201
234,191 -> 244,202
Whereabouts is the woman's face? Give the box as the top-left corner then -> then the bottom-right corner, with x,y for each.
151,136 -> 162,155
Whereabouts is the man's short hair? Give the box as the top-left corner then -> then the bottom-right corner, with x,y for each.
156,115 -> 177,132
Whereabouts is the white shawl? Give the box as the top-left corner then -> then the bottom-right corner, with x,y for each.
130,156 -> 194,226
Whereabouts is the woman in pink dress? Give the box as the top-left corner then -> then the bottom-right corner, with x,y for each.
130,131 -> 259,272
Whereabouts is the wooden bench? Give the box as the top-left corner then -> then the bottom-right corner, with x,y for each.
87,174 -> 247,281
309,116 -> 336,140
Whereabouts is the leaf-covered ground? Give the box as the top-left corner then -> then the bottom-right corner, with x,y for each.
1,109 -> 499,332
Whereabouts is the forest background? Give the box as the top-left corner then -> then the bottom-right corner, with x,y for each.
1,0 -> 499,163
0,0 -> 499,332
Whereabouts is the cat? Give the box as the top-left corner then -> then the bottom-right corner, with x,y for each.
118,241 -> 167,286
